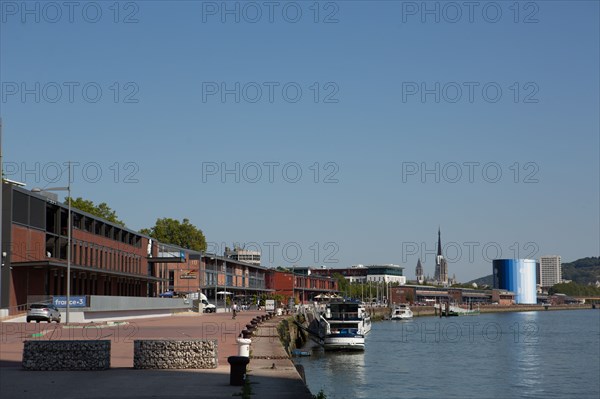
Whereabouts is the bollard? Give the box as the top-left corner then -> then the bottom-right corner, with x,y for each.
228,356 -> 250,386
241,329 -> 252,339
236,337 -> 251,357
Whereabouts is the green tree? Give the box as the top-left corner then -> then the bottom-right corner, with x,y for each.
332,273 -> 349,296
549,282 -> 600,296
65,196 -> 125,226
140,218 -> 207,252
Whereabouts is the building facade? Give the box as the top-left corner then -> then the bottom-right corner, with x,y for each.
365,264 -> 406,285
224,246 -> 261,266
1,183 -> 164,313
0,182 -> 276,314
492,259 -> 537,304
539,255 -> 562,288
264,270 -> 338,304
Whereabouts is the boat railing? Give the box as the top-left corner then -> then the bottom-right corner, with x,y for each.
329,311 -> 360,320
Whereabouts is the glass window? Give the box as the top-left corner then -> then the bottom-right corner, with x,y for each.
30,197 -> 45,229
13,191 -> 28,225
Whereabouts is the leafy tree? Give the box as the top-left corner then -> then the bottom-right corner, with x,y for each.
65,196 -> 125,226
549,282 -> 600,296
140,218 -> 207,252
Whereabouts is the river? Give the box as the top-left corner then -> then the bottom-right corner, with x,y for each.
293,309 -> 600,399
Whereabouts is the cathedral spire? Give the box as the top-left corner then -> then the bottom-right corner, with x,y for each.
437,227 -> 442,257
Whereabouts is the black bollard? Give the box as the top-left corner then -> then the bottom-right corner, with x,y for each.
228,356 -> 250,386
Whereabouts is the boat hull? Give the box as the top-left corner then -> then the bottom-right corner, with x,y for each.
391,313 -> 413,320
324,335 -> 365,351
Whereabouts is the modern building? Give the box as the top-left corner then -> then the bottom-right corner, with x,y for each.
492,259 -> 537,304
365,264 -> 406,285
164,248 -> 271,307
1,182 -> 164,312
390,284 -> 492,305
302,265 -> 368,283
539,255 -> 562,288
264,270 -> 338,304
305,264 -> 406,285
224,246 -> 261,266
0,182 -> 276,314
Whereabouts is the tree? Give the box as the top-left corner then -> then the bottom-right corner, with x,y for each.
65,196 -> 125,226
549,282 -> 600,296
140,218 -> 207,252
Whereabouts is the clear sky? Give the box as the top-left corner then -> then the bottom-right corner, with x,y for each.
1,0 -> 598,281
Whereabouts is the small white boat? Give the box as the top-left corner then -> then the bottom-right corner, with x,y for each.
391,304 -> 413,320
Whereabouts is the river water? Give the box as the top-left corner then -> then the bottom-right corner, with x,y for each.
293,310 -> 600,399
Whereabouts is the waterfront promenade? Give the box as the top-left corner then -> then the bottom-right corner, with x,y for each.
0,310 -> 312,399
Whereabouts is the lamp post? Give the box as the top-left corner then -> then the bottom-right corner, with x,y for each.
32,162 -> 72,324
209,255 -> 217,311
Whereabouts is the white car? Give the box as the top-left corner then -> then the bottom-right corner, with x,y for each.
27,303 -> 61,323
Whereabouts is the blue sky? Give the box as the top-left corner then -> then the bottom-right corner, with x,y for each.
1,1 -> 598,281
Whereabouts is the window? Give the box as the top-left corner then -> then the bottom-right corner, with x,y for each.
84,217 -> 92,232
46,205 -> 58,233
30,197 -> 45,229
13,191 -> 29,225
73,213 -> 82,229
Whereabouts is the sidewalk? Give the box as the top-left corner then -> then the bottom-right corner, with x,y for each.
0,311 -> 314,399
247,318 -> 314,399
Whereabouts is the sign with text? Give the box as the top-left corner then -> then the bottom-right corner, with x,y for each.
180,269 -> 197,279
265,299 -> 275,311
53,296 -> 87,308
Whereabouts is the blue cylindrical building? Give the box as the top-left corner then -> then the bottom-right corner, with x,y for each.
492,259 -> 537,304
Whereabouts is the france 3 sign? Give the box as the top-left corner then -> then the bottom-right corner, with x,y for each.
53,296 -> 87,308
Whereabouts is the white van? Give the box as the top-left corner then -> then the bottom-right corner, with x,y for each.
187,292 -> 216,313
200,293 -> 216,313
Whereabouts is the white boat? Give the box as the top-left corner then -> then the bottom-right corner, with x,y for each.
322,301 -> 371,351
391,304 -> 413,320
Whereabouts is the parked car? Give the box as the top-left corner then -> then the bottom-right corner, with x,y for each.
26,303 -> 61,323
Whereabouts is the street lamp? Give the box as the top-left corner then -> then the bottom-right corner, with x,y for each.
209,255 -> 218,311
32,161 -> 72,324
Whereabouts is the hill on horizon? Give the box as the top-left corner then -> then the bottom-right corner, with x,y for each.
467,257 -> 600,287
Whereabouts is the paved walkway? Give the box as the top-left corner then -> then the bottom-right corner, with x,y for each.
0,311 -> 313,399
248,318 -> 313,399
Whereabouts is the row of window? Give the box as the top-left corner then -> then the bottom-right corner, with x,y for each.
294,277 -> 337,290
72,213 -> 142,247
71,239 -> 144,275
203,270 -> 266,289
50,273 -> 144,296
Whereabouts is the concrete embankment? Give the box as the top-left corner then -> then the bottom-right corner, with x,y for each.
479,304 -> 593,313
248,316 -> 313,399
370,304 -> 594,319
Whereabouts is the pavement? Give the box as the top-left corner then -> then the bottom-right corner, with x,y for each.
247,319 -> 313,399
0,310 -> 313,399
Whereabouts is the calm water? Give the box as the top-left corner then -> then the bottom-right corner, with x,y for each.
294,310 -> 600,399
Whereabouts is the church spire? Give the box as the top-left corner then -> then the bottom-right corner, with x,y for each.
437,227 -> 442,257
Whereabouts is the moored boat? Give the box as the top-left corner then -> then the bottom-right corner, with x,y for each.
322,301 -> 371,351
391,304 -> 413,320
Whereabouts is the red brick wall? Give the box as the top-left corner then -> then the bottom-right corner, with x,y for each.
11,225 -> 45,262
